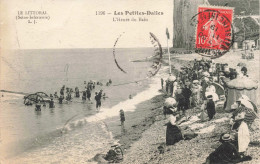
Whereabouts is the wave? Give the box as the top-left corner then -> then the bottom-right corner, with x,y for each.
1,67 -> 169,161
86,76 -> 162,123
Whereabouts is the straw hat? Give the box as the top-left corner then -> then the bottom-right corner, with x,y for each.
169,115 -> 176,125
222,134 -> 232,141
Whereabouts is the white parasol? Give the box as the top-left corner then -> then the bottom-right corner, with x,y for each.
226,76 -> 258,90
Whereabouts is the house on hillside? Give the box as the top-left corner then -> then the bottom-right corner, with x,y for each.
233,16 -> 260,49
242,40 -> 255,50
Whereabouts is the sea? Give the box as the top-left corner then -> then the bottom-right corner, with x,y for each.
0,48 -> 164,163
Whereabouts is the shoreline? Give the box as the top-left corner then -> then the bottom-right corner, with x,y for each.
87,65 -> 170,163
103,71 -> 169,149
114,93 -> 166,150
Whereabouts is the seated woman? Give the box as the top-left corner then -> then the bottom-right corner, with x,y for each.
166,115 -> 183,145
206,133 -> 251,164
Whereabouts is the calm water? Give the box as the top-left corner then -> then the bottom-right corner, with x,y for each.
0,48 -> 162,162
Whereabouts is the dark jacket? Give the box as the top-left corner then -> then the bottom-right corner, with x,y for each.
208,141 -> 241,164
206,100 -> 216,119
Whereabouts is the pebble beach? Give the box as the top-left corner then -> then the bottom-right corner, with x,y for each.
115,50 -> 260,164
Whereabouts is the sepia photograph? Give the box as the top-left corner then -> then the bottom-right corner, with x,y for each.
0,0 -> 259,163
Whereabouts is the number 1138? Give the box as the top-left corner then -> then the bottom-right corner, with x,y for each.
96,11 -> 105,15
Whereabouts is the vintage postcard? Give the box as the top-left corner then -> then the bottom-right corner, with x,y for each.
0,0 -> 259,163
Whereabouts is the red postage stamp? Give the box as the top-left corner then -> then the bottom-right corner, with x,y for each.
195,6 -> 234,51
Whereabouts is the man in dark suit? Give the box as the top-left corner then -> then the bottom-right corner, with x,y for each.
206,95 -> 215,121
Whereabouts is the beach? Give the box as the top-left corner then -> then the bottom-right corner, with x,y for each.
1,49 -> 259,164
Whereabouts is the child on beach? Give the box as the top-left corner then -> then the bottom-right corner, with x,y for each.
161,78 -> 164,89
120,109 -> 125,133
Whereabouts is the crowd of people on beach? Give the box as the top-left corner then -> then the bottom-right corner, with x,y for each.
162,57 -> 258,163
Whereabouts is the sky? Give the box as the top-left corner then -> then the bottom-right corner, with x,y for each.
0,0 -> 173,49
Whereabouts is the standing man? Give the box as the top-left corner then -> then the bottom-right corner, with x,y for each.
75,87 -> 80,98
59,95 -> 64,104
49,98 -> 55,108
95,91 -> 102,111
175,87 -> 186,116
165,79 -> 169,94
86,88 -> 91,101
182,84 -> 192,112
169,81 -> 174,96
206,95 -> 216,121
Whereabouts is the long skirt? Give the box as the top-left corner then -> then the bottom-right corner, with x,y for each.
166,123 -> 183,145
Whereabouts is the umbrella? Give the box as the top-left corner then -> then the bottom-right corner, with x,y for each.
226,76 -> 258,90
164,97 -> 176,108
237,62 -> 247,67
238,95 -> 258,113
242,109 -> 257,125
211,82 -> 225,96
233,104 -> 258,125
168,75 -> 176,82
